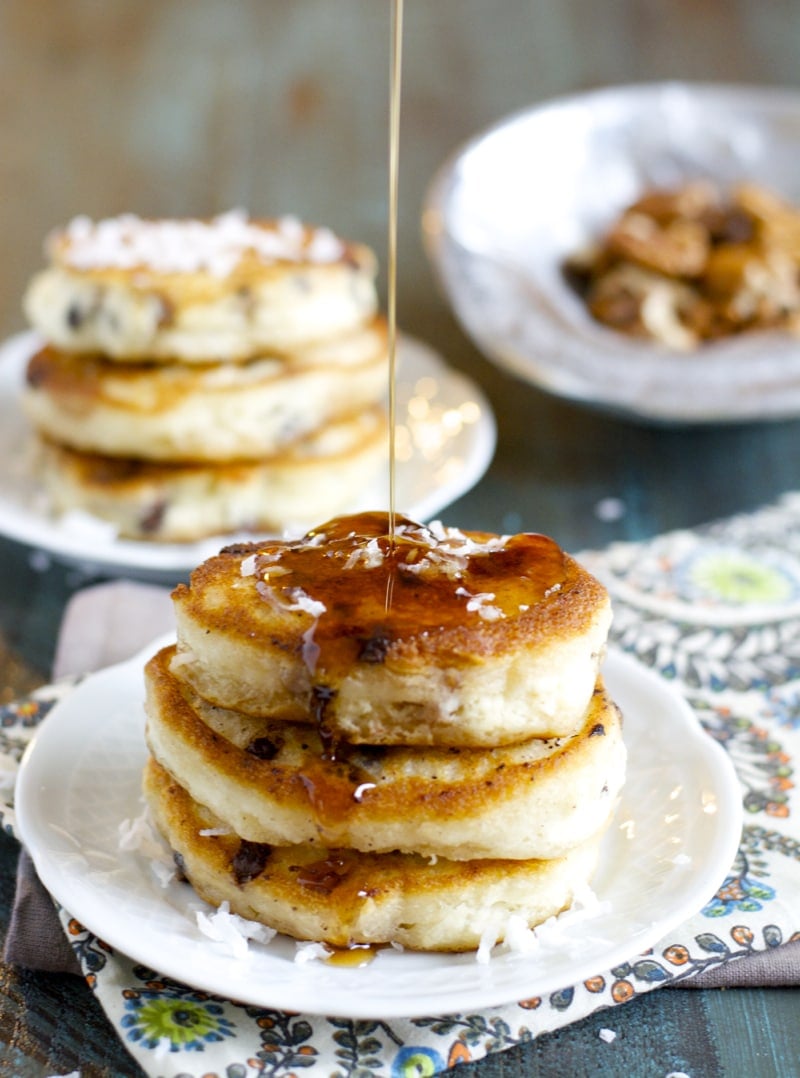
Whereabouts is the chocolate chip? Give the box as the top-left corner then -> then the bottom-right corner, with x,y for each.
232,840 -> 272,885
357,631 -> 390,664
246,736 -> 281,760
312,684 -> 338,759
66,303 -> 84,330
140,500 -> 167,534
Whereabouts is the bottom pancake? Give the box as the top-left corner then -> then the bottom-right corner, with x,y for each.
143,757 -> 605,952
33,406 -> 387,541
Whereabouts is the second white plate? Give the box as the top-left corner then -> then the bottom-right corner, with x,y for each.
15,645 -> 742,1020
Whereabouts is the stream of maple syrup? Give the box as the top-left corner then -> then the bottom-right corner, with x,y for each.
323,2 -> 401,963
234,2 -> 564,953
386,0 -> 403,550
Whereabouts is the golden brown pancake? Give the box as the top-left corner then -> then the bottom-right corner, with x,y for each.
144,645 -> 625,861
24,212 -> 379,361
143,756 -> 606,952
23,319 -> 388,462
170,512 -> 612,746
34,408 -> 387,541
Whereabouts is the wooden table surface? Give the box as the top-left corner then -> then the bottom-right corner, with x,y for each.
1,1 -> 799,1075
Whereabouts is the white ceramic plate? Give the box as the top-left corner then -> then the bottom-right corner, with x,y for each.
15,645 -> 742,1020
0,332 -> 496,577
424,82 -> 800,424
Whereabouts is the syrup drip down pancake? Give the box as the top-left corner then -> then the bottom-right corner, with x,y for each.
141,511 -> 626,953
169,512 -> 612,746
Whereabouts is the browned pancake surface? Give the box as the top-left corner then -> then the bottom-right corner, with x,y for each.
170,512 -> 612,745
143,756 -> 604,951
145,644 -> 626,860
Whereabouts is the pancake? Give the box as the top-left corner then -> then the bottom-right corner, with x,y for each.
23,212 -> 378,362
35,408 -> 387,542
23,319 -> 388,462
143,756 -> 606,952
144,644 -> 626,861
169,512 -> 612,746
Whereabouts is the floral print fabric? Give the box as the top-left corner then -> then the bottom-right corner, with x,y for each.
4,494 -> 800,1077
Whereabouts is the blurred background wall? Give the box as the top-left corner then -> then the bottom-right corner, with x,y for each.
2,0 -> 798,348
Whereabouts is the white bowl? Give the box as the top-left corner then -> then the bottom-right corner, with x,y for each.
423,81 -> 800,424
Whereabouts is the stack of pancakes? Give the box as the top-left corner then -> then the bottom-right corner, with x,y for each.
22,212 -> 388,541
142,511 -> 626,953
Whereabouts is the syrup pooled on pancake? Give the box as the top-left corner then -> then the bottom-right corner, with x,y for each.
247,509 -> 565,666
170,510 -> 612,746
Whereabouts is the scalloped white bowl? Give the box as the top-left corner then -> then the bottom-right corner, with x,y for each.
423,81 -> 800,424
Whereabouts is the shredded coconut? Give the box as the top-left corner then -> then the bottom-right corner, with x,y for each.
117,806 -> 177,887
240,553 -> 258,576
56,210 -> 346,276
476,919 -> 504,964
118,808 -> 168,859
284,588 -> 327,618
256,579 -> 326,619
456,587 -> 505,621
196,901 -> 277,959
294,940 -> 331,964
497,914 -> 540,956
344,537 -> 385,570
475,885 -> 610,964
149,859 -> 177,889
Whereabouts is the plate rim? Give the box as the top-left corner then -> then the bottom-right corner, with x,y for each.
14,644 -> 743,1019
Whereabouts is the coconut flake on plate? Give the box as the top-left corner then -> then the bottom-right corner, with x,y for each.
196,901 -> 277,960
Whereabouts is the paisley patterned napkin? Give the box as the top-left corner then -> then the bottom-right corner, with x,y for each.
4,496 -> 800,1077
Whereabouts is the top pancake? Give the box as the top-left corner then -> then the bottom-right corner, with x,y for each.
170,511 -> 612,747
23,212 -> 378,362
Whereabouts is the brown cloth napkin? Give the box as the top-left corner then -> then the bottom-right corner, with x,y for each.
4,580 -> 174,976
5,580 -> 800,987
